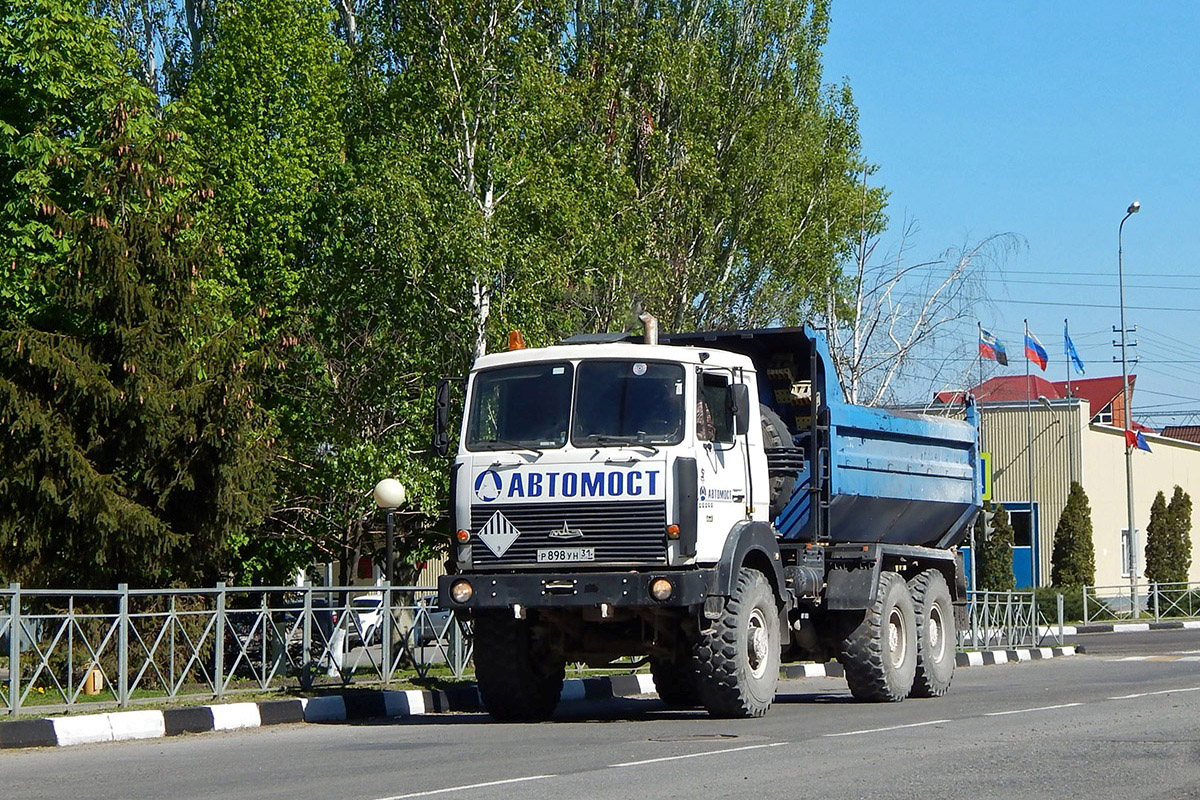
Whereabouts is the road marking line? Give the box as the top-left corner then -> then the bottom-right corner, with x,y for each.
824,719 -> 950,738
375,775 -> 557,799
984,702 -> 1082,717
1110,686 -> 1200,700
609,742 -> 786,767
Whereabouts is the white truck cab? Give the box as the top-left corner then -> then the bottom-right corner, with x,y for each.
451,342 -> 768,572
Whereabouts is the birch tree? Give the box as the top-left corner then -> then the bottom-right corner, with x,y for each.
570,0 -> 873,334
825,176 -> 1023,405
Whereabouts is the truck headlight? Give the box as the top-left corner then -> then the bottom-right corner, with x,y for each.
449,579 -> 474,604
649,578 -> 674,601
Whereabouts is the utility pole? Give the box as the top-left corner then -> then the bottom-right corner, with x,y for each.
1116,201 -> 1140,617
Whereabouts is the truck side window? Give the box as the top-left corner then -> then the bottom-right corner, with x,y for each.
699,373 -> 734,443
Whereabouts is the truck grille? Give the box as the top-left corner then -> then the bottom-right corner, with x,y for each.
470,501 -> 668,566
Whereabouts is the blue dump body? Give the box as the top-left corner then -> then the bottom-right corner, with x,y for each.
774,401 -> 980,548
662,326 -> 981,550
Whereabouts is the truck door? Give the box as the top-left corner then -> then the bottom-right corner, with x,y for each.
696,370 -> 749,549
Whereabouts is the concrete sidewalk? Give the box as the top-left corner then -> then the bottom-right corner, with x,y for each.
0,646 -> 1078,751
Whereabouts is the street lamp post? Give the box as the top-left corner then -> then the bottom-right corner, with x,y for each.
1117,201 -> 1140,617
373,478 -> 407,582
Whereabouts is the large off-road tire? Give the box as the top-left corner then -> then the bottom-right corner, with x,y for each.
649,652 -> 703,708
839,571 -> 917,702
759,404 -> 796,521
908,569 -> 956,698
472,611 -> 565,721
692,568 -> 781,718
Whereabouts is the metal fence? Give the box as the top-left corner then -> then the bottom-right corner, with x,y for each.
1081,581 -> 1200,623
958,590 -> 1065,649
10,580 -> 1198,716
0,583 -> 471,716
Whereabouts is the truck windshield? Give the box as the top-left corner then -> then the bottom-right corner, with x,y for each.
466,362 -> 572,450
572,360 -> 685,446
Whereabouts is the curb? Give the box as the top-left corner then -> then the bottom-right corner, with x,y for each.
0,676 -> 651,750
0,649 -> 1077,750
1072,620 -> 1200,635
956,645 -> 1077,666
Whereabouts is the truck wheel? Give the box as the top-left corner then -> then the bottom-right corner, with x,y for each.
649,652 -> 702,708
472,611 -> 565,721
759,404 -> 796,521
839,571 -> 917,702
908,569 -> 955,698
693,567 -> 780,718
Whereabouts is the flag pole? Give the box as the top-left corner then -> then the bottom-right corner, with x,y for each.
977,322 -> 985,447
977,323 -> 984,395
1025,319 -> 1037,587
1064,318 -> 1074,488
972,321 -> 983,596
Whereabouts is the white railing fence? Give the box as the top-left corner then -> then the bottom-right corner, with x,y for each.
0,583 -> 470,716
1080,581 -> 1200,623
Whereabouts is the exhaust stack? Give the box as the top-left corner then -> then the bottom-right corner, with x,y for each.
639,313 -> 659,346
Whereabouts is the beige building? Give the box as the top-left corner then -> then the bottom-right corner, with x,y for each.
929,375 -> 1200,590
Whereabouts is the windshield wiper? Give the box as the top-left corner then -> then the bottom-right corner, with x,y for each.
476,439 -> 545,456
581,434 -> 660,454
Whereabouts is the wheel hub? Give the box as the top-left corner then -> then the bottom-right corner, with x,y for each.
929,606 -> 944,660
747,608 -> 769,679
887,606 -> 907,668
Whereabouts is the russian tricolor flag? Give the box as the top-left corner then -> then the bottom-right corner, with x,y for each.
1025,330 -> 1048,371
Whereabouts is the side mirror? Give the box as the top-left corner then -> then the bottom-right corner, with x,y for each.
433,378 -> 452,457
731,384 -> 751,436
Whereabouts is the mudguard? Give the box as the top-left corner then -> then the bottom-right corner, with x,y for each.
708,520 -> 786,602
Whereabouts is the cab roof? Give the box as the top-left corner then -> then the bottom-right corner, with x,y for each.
472,341 -> 754,372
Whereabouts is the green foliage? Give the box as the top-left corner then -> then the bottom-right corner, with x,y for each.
976,503 -> 1015,592
184,0 -> 348,319
2,0 -> 882,586
0,0 -> 274,587
1144,490 -> 1171,584
1168,486 -> 1194,581
1050,481 -> 1095,587
1147,486 -> 1193,586
1034,586 -> 1089,625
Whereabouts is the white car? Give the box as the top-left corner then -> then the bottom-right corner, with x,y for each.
348,594 -> 384,646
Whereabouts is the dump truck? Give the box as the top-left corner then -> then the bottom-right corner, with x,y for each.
435,320 -> 981,719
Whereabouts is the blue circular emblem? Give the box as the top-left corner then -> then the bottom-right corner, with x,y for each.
474,469 -> 503,502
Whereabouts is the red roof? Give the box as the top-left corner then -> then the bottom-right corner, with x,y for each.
934,374 -> 1139,425
1055,376 -> 1129,419
935,375 -> 1064,405
1161,426 -> 1200,443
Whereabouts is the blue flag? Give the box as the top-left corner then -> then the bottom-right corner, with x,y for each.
1064,321 -> 1085,375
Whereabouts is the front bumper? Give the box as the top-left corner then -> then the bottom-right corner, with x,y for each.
438,569 -> 716,611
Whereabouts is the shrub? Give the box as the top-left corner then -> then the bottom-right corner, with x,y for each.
977,504 -> 1015,592
1051,482 -> 1095,587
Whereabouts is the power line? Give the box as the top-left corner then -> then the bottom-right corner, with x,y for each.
899,264 -> 1200,279
996,278 -> 1200,291
990,297 -> 1199,312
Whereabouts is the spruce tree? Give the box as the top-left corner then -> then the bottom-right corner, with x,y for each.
1144,491 -> 1172,584
1050,481 -> 1096,587
977,504 -> 1016,592
0,0 -> 274,587
1165,486 -> 1193,584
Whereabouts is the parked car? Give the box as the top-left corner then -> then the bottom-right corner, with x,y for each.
347,593 -> 384,647
412,596 -> 454,646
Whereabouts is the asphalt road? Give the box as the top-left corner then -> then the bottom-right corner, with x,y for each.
5,630 -> 1200,800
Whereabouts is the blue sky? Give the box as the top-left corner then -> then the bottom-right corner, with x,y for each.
822,3 -> 1200,421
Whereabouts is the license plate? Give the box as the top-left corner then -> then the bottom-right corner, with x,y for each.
536,547 -> 595,563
